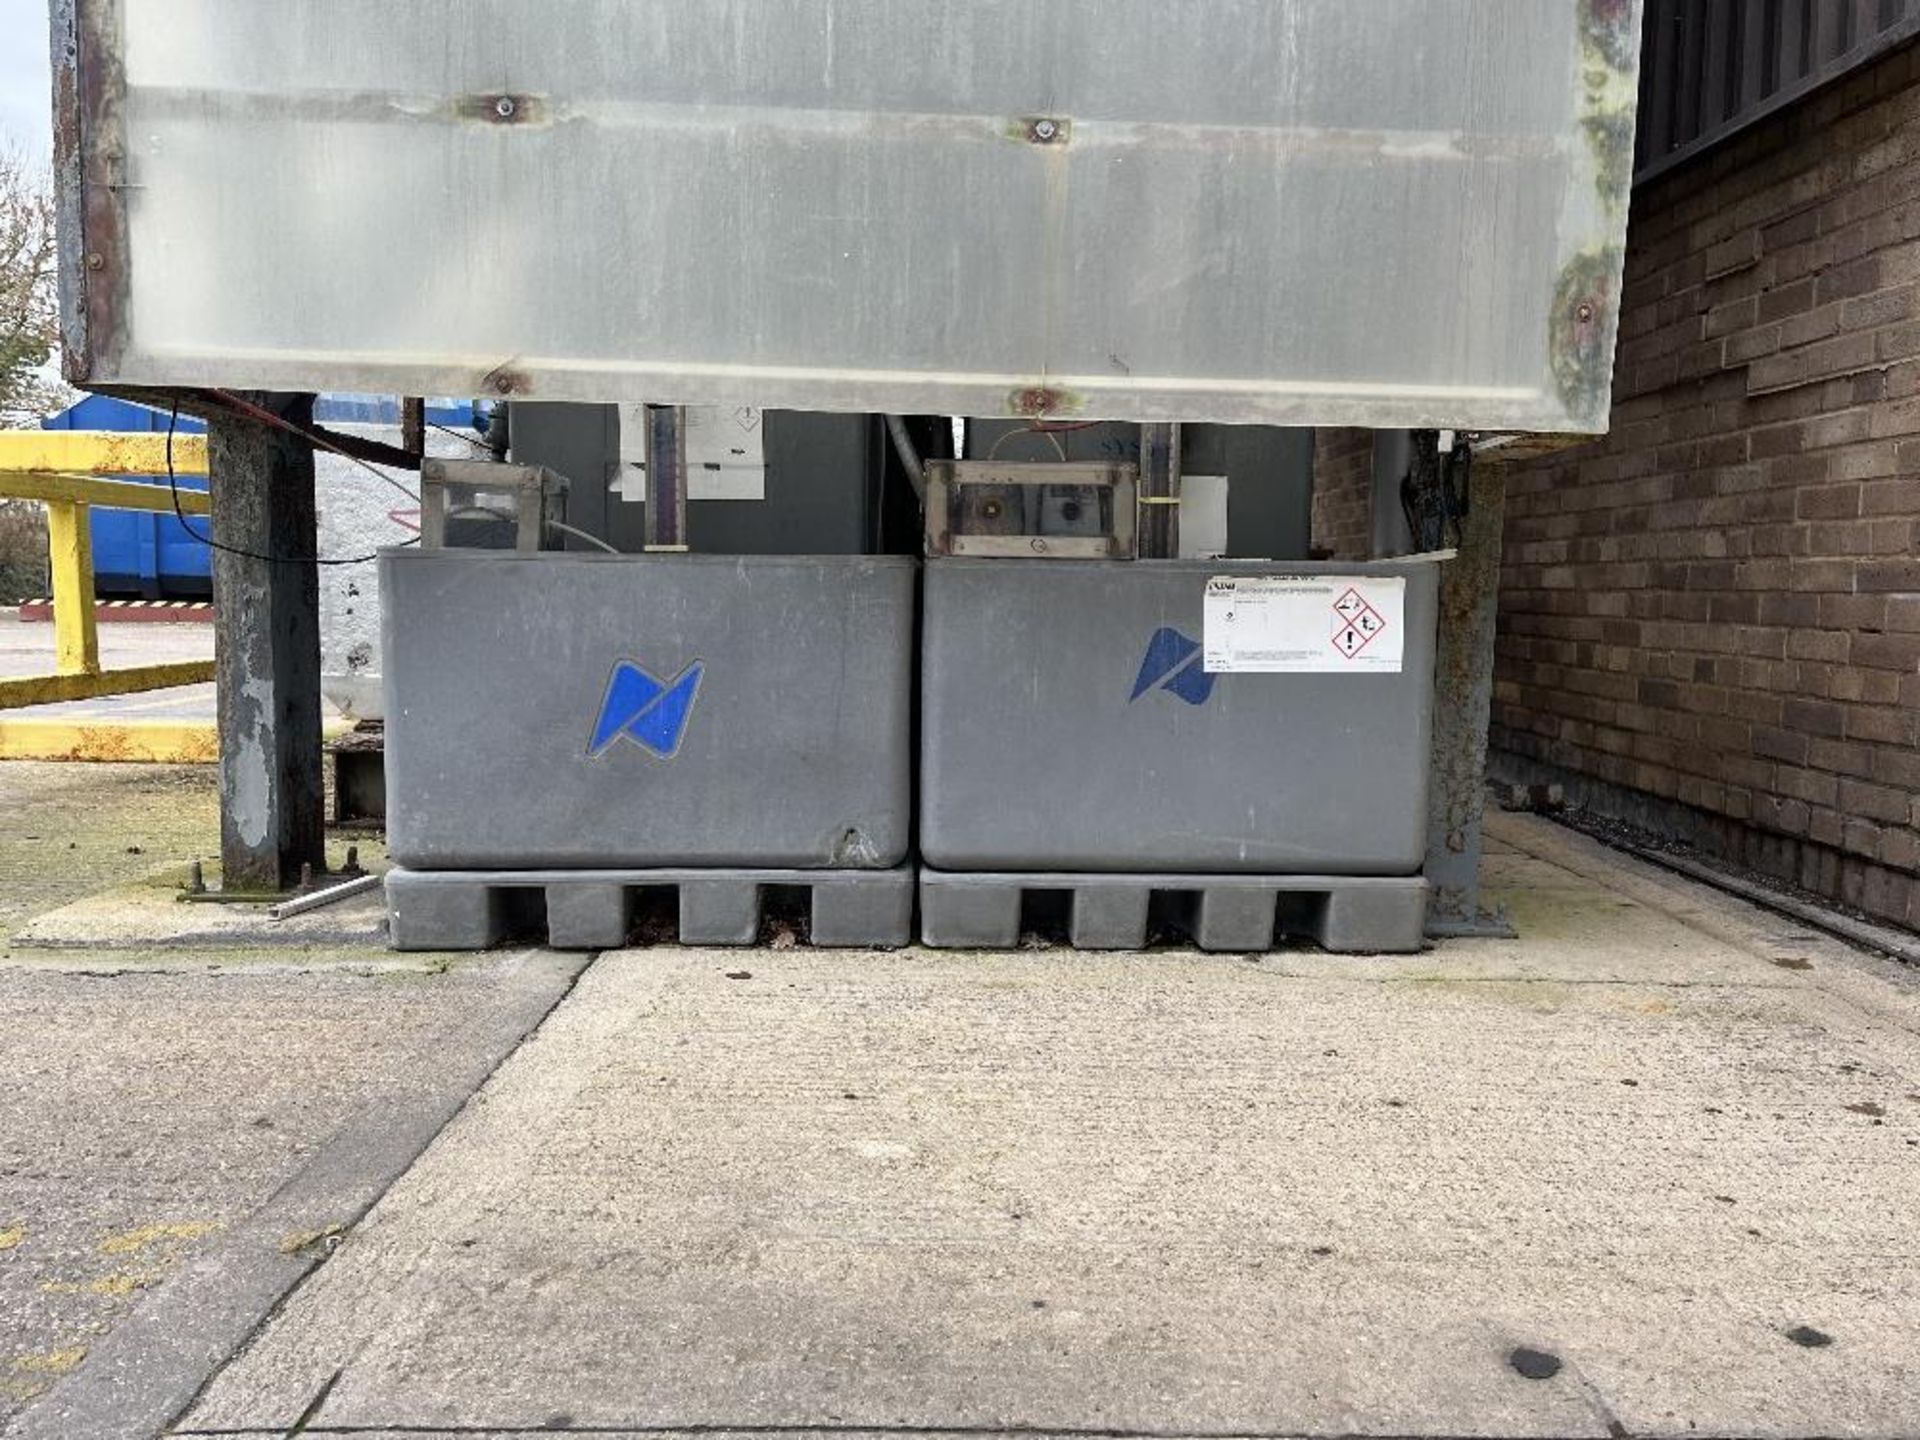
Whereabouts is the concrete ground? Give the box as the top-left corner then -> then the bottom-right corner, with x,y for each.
0,609 -> 216,724
0,760 -> 576,1438
0,761 -> 220,946
0,611 -> 354,761
0,952 -> 573,1427
3,759 -> 1918,1438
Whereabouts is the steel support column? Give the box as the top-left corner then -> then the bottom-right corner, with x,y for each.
1423,455 -> 1513,938
208,393 -> 325,892
1138,422 -> 1182,558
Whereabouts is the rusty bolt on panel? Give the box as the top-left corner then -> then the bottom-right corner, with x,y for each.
85,252 -> 103,271
1575,300 -> 1595,323
1009,386 -> 1067,417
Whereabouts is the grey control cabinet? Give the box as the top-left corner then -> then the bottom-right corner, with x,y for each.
921,558 -> 1440,874
382,549 -> 915,870
509,402 -> 886,555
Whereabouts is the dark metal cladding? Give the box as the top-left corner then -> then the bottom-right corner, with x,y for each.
1636,0 -> 1920,182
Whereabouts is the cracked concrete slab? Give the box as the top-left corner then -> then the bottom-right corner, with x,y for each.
0,949 -> 587,1440
174,817 -> 1920,1440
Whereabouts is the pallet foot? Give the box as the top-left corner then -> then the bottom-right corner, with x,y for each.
387,866 -> 914,952
919,870 -> 1427,954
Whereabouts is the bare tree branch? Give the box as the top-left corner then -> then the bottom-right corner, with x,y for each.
0,134 -> 75,426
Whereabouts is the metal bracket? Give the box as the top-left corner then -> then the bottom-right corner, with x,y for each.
420,458 -> 567,551
924,459 -> 1138,559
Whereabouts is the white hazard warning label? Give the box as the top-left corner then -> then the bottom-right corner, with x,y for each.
1202,575 -> 1406,673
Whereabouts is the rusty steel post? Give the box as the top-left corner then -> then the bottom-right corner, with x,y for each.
400,396 -> 426,460
208,393 -> 326,893
1423,455 -> 1514,938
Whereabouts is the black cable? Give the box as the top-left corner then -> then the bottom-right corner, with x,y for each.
165,401 -> 419,566
427,419 -> 486,447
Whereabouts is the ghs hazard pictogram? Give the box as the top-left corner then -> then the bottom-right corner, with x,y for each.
1331,587 -> 1388,659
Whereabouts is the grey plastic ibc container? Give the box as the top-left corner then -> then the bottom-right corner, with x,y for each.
381,549 -> 915,870
920,558 -> 1440,874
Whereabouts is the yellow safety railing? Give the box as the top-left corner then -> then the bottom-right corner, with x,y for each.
0,431 -> 216,710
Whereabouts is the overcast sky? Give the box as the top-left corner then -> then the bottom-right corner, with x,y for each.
2,0 -> 52,160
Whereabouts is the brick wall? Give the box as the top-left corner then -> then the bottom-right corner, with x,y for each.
1310,428 -> 1374,560
1493,40 -> 1920,929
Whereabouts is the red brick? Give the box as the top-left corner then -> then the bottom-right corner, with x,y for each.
1852,632 -> 1920,670
1706,230 -> 1762,278
1784,698 -> 1848,737
1752,726 -> 1811,764
1874,747 -> 1920,789
1808,806 -> 1844,846
1810,738 -> 1875,778
1748,332 -> 1879,394
1870,518 -> 1916,552
1795,483 -> 1862,518
1820,593 -> 1889,629
1758,277 -> 1817,323
1849,705 -> 1920,745
1490,45 -> 1920,929
1705,296 -> 1759,338
1858,557 -> 1920,590
1840,816 -> 1885,859
1756,795 -> 1813,836
1789,558 -> 1860,590
1842,287 -> 1914,329
1788,629 -> 1853,662
1841,778 -> 1913,824
1808,519 -> 1875,552
1859,476 -> 1920,514
1779,303 -> 1842,347
1818,255 -> 1889,305
1727,325 -> 1783,363
1879,827 -> 1920,873
1776,766 -> 1841,805
1887,595 -> 1920,630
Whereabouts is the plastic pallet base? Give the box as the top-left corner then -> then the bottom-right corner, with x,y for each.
919,870 -> 1428,954
386,866 -> 914,952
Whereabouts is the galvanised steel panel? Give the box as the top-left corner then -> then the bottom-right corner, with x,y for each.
55,0 -> 1642,431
